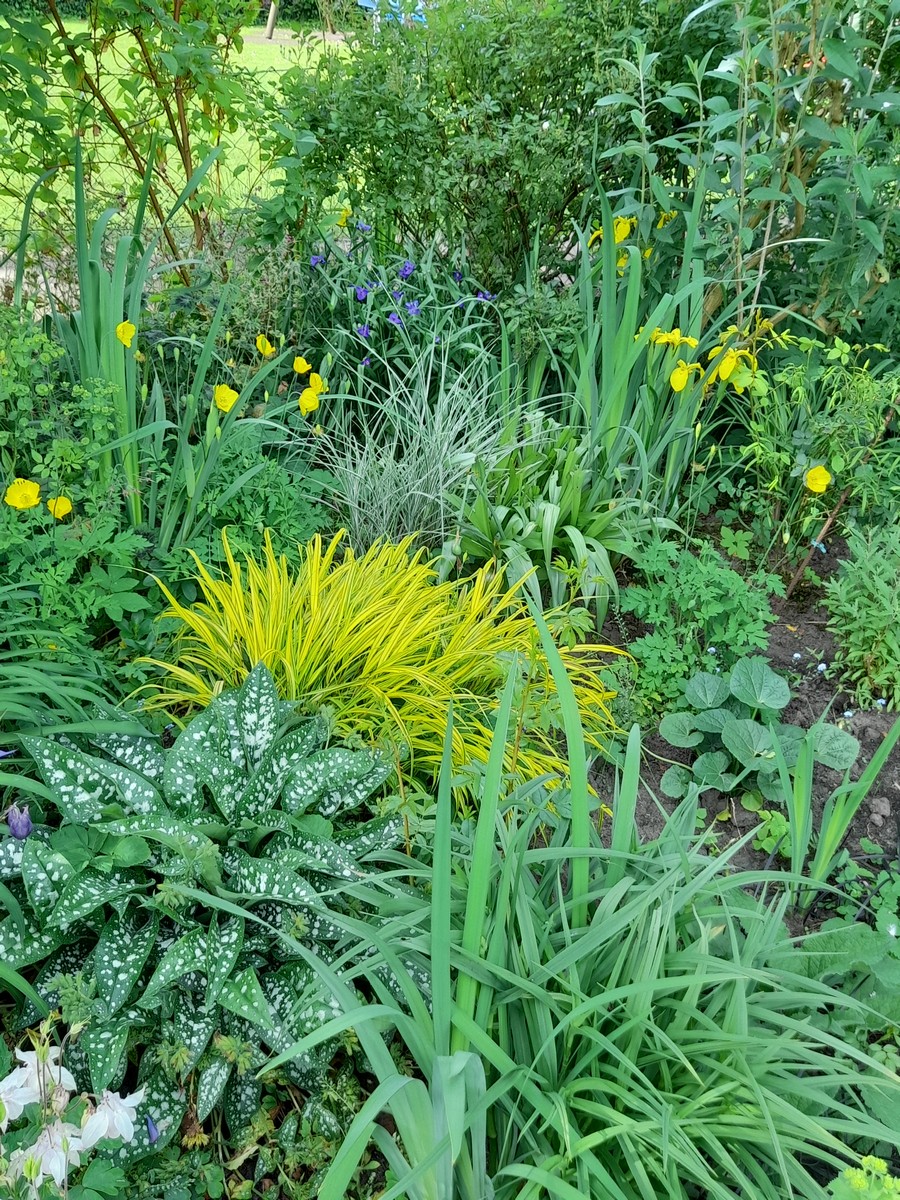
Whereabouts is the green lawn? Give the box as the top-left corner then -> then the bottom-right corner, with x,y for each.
1,19 -> 333,242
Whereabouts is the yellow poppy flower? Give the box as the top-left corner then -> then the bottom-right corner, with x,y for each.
293,356 -> 312,374
299,388 -> 319,415
46,496 -> 72,519
116,320 -> 136,348
4,478 -> 41,510
214,384 -> 240,413
256,334 -> 276,357
308,372 -> 327,395
669,360 -> 703,393
804,465 -> 832,494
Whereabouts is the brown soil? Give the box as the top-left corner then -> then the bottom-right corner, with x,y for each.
592,548 -> 900,899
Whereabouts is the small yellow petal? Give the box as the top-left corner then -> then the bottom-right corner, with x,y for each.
214,384 -> 240,413
309,372 -> 326,396
116,320 -> 136,347
46,496 -> 73,519
804,465 -> 832,494
256,334 -> 276,357
293,356 -> 312,374
299,388 -> 319,415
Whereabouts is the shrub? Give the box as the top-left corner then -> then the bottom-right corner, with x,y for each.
0,665 -> 404,1169
139,530 -> 625,791
824,525 -> 900,710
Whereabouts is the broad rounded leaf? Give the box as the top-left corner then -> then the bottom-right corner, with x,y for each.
721,718 -> 776,770
729,657 -> 790,711
684,672 -> 730,710
660,765 -> 691,799
813,723 -> 861,771
658,712 -> 703,749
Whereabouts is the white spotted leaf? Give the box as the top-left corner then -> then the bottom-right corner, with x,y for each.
21,839 -> 76,919
197,1056 -> 232,1122
143,927 -> 207,1000
235,663 -> 281,768
89,725 -> 166,780
49,869 -> 144,930
83,1017 -> 130,1092
0,913 -> 66,969
95,913 -> 158,1017
217,967 -> 274,1030
174,1008 -> 217,1073
230,852 -> 318,907
103,1069 -> 186,1165
205,915 -> 244,1008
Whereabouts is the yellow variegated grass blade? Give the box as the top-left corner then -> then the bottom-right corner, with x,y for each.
140,530 -> 627,793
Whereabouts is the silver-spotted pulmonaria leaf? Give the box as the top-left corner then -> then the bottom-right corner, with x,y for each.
218,967 -> 274,1030
302,1097 -> 343,1139
95,913 -> 158,1017
282,747 -> 392,817
263,964 -> 342,1088
83,1016 -> 131,1093
162,707 -> 218,812
0,837 -> 28,881
205,915 -> 244,1008
333,815 -> 404,858
197,1055 -> 232,1123
174,1008 -> 217,1073
260,832 -> 362,881
224,1071 -> 261,1138
18,942 -> 94,1028
229,852 -> 318,907
236,663 -> 281,769
21,839 -> 76,919
0,913 -> 67,968
49,869 -> 144,930
105,1070 -> 186,1165
89,723 -> 166,780
22,737 -> 119,822
209,691 -> 248,768
95,814 -> 215,859
143,927 -> 207,1001
233,727 -> 328,821
87,758 -> 165,817
191,750 -> 248,821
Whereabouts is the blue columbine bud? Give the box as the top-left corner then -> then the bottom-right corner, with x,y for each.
146,1114 -> 160,1144
7,803 -> 32,840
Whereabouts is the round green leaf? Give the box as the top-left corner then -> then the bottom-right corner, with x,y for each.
729,657 -> 790,711
658,712 -> 703,749
720,718 -> 776,770
813,723 -> 861,771
684,672 -> 730,710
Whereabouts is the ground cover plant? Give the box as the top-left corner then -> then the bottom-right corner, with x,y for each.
2,0 -> 900,1192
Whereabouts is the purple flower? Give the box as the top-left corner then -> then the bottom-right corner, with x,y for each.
357,323 -> 371,338
361,355 -> 371,367
310,254 -> 325,268
398,260 -> 415,280
456,298 -> 465,308
357,221 -> 372,232
392,289 -> 404,301
405,300 -> 421,316
0,749 -> 14,759
146,1115 -> 160,1144
434,336 -> 441,344
476,290 -> 497,302
452,270 -> 463,283
7,803 -> 32,840
355,285 -> 369,302
388,312 -> 404,327
366,280 -> 381,290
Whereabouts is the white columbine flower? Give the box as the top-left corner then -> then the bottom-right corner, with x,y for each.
15,1046 -> 77,1096
80,1088 -> 145,1148
8,1120 -> 82,1189
0,1067 -> 41,1132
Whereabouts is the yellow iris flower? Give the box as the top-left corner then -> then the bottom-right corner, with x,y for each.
669,360 -> 703,392
116,321 -> 136,347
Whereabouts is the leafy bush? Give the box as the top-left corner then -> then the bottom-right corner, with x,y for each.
0,665 -> 403,1167
619,540 -> 785,707
139,531 -> 624,791
824,525 -> 900,710
270,702 -> 900,1200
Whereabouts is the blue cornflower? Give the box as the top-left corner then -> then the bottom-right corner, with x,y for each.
355,285 -> 369,301
405,299 -> 421,316
310,254 -> 325,268
357,221 -> 372,232
452,270 -> 463,283
388,312 -> 403,327
357,323 -> 371,338
398,260 -> 415,280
